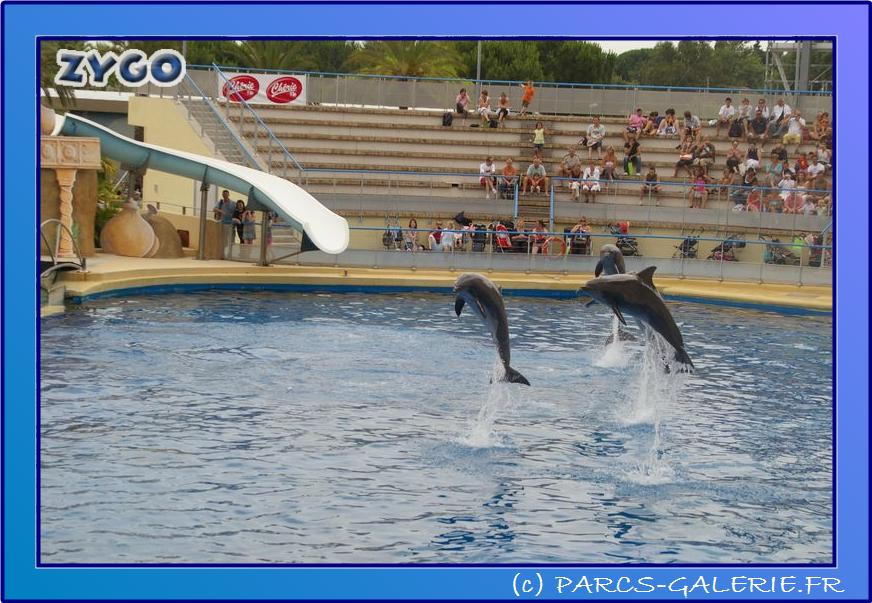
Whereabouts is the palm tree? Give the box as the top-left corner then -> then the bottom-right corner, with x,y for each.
40,41 -> 80,109
346,41 -> 465,78
225,41 -> 318,72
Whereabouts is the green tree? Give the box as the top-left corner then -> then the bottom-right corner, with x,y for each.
613,48 -> 653,83
40,40 -> 84,109
346,41 -> 465,77
536,41 -> 616,84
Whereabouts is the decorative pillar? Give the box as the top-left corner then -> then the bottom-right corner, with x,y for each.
55,169 -> 78,257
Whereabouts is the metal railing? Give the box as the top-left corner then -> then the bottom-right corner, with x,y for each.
185,65 -> 832,119
211,64 -> 304,178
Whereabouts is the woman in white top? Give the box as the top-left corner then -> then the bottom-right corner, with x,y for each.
477,90 -> 492,125
580,164 -> 601,203
479,156 -> 498,198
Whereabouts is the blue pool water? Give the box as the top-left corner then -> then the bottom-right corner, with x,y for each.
40,291 -> 832,564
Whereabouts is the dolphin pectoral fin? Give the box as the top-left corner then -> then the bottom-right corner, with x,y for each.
454,297 -> 466,316
594,260 -> 604,277
611,305 -> 628,326
584,298 -> 597,308
500,366 -> 530,386
636,266 -> 658,290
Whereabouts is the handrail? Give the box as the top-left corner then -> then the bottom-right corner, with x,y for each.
178,73 -> 263,170
211,63 -> 305,173
40,219 -> 87,272
188,64 -> 832,97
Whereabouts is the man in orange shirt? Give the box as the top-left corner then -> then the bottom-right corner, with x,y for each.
520,80 -> 535,116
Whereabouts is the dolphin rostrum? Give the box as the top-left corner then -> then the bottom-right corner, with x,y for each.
453,273 -> 530,385
580,267 -> 694,369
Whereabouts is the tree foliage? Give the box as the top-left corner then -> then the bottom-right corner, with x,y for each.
345,41 -> 465,77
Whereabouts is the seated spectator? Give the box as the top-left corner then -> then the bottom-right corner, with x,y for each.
500,157 -> 518,199
687,168 -> 711,209
746,189 -> 762,212
777,171 -> 797,201
809,112 -> 832,147
428,221 -> 445,251
442,220 -> 460,251
794,152 -> 810,177
601,146 -> 618,184
511,217 -> 529,252
745,141 -> 760,171
560,146 -> 583,184
569,176 -> 581,201
816,143 -> 832,168
523,156 -> 548,194
782,110 -> 806,154
493,220 -> 513,252
801,195 -> 818,216
585,116 -> 606,159
731,168 -> 757,206
403,218 -> 421,251
479,156 -> 498,199
641,111 -> 660,136
755,97 -> 770,120
530,220 -> 548,254
737,98 -> 753,123
455,88 -> 471,116
532,121 -> 546,154
683,110 -> 702,140
640,165 -> 660,205
807,152 -> 827,178
623,133 -> 642,176
581,162 -> 601,203
693,136 -> 715,174
764,190 -> 784,213
783,190 -> 804,214
477,90 -> 492,125
768,98 -> 792,137
657,109 -> 679,138
725,140 -> 743,173
674,135 -> 697,177
716,97 -> 736,137
519,80 -> 535,116
764,154 -> 784,187
624,107 -> 646,142
746,109 -> 769,146
567,216 -> 591,254
771,141 -> 789,162
497,92 -> 511,127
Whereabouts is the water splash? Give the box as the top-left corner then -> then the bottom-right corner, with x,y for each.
460,360 -> 515,448
594,317 -> 635,369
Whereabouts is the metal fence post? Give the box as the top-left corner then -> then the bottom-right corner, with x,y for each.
197,181 -> 209,260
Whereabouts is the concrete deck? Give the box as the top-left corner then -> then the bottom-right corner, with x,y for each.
50,253 -> 832,314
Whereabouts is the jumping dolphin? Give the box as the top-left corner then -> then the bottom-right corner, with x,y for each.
580,267 -> 694,369
453,273 -> 530,385
592,244 -> 637,343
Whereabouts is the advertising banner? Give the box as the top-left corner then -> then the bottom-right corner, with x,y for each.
218,71 -> 307,105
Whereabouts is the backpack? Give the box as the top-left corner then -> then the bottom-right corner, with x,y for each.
442,112 -> 453,127
489,118 -> 499,128
729,120 -> 744,138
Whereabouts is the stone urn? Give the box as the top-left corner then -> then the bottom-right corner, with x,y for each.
100,199 -> 157,257
142,205 -> 184,258
41,105 -> 57,135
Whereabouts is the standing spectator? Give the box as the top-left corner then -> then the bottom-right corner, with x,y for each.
674,135 -> 697,178
782,110 -> 806,154
601,146 -> 618,185
403,218 -> 421,251
640,165 -> 660,206
657,109 -> 679,138
747,109 -> 769,147
624,107 -> 646,142
477,90 -> 492,125
687,168 -> 711,209
523,156 -> 548,194
242,208 -> 257,245
455,88 -> 471,117
496,92 -> 511,127
693,136 -> 716,174
500,157 -> 518,199
745,141 -> 760,171
520,81 -> 535,116
479,156 -> 498,199
428,221 -> 445,251
580,162 -> 601,203
623,132 -> 642,176
232,199 -> 246,244
532,121 -> 546,155
560,146 -> 583,185
214,189 -> 237,259
755,98 -> 770,120
716,97 -> 736,137
585,116 -> 606,159
682,110 -> 702,140
768,98 -> 792,137
725,140 -> 743,174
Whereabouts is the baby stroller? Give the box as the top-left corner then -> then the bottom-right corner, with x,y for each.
763,237 -> 801,265
707,235 -> 745,261
806,234 -> 824,267
673,235 -> 699,259
471,224 -> 488,252
381,222 -> 403,250
564,228 -> 591,255
609,224 -> 640,257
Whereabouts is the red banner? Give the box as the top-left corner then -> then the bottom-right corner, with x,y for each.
218,72 -> 307,105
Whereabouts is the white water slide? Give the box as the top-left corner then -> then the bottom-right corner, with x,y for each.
51,113 -> 349,255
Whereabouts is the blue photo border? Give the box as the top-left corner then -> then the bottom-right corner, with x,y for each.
4,1 -> 868,600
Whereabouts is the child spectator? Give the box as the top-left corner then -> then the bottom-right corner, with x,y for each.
581,162 -> 601,203
523,156 -> 548,194
497,92 -> 511,127
640,165 -> 660,205
716,97 -> 736,137
242,208 -> 257,244
455,88 -> 470,116
532,121 -> 546,154
500,157 -> 518,199
687,168 -> 710,208
479,156 -> 498,199
585,116 -> 606,159
623,133 -> 642,176
624,107 -> 646,142
520,80 -> 535,116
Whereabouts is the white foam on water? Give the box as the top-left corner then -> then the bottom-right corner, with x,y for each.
594,317 -> 635,369
458,359 -> 515,448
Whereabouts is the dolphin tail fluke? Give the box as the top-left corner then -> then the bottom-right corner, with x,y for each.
673,347 -> 695,371
454,297 -> 466,316
501,366 -> 531,386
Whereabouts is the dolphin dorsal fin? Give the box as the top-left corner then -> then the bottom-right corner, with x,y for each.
636,266 -> 658,290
